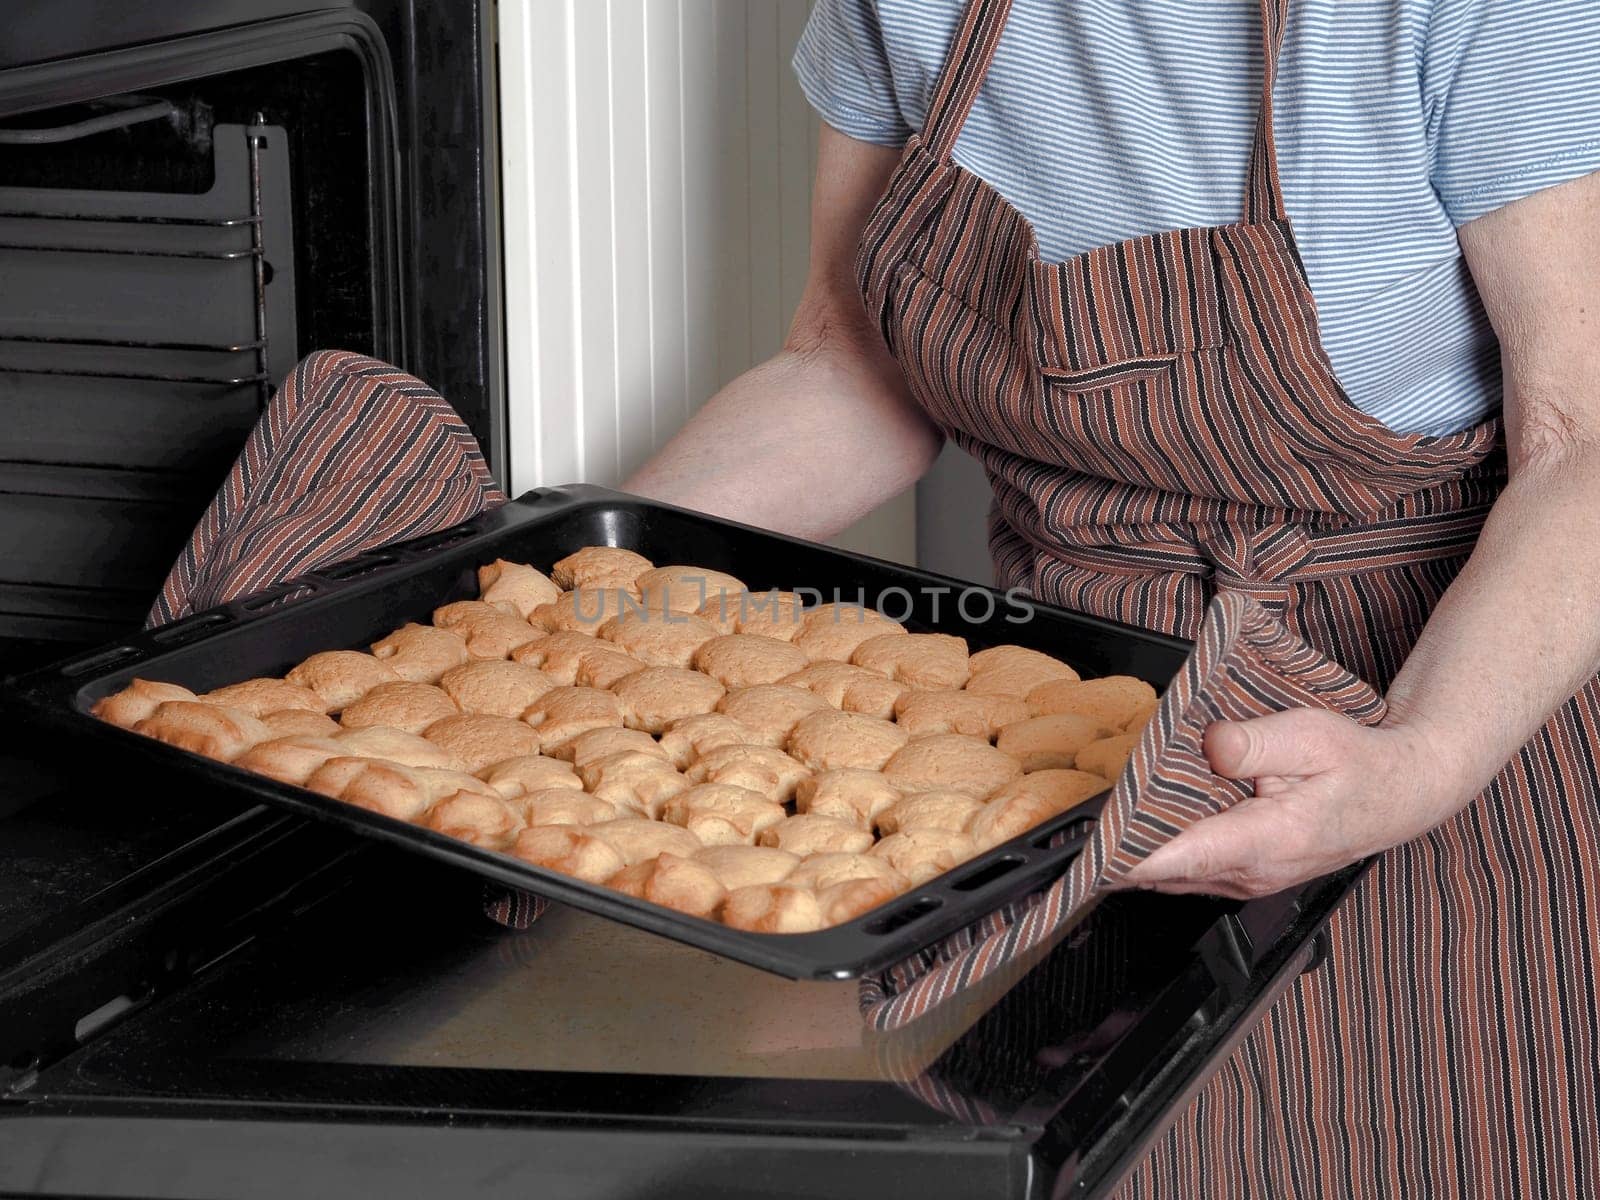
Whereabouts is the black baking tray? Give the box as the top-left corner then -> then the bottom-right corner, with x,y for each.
1,484 -> 1192,981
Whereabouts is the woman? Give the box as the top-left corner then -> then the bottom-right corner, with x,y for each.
625,0 -> 1600,1194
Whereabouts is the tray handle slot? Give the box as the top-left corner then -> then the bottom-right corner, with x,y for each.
316,554 -> 401,582
148,612 -> 236,646
58,645 -> 142,678
948,854 -> 1027,892
864,896 -> 943,936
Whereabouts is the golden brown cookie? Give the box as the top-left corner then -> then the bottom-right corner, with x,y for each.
817,876 -> 905,924
422,791 -> 524,847
682,743 -> 811,803
793,769 -> 904,827
715,684 -> 829,745
869,829 -> 978,886
691,634 -> 809,689
335,725 -> 465,770
786,708 -> 909,772
132,701 -> 272,763
657,712 -> 766,769
1121,697 -> 1159,734
695,591 -> 749,635
573,648 -> 646,689
994,712 -> 1115,772
91,679 -> 199,728
339,681 -> 460,735
520,685 -> 626,752
634,564 -> 746,613
851,632 -> 970,689
512,630 -> 614,683
598,610 -> 720,669
892,689 -> 1030,740
784,851 -> 908,893
778,661 -> 909,720
1072,733 -> 1141,782
550,545 -> 653,592
438,659 -> 558,718
880,733 -> 1023,798
719,884 -> 823,933
577,750 -> 691,818
260,709 -> 343,738
422,713 -> 541,775
876,791 -> 986,837
530,588 -> 640,635
509,789 -> 619,828
610,666 -> 726,734
201,677 -> 329,717
551,725 -> 665,767
509,824 -> 627,882
660,783 -> 787,846
966,769 -> 1109,850
693,845 -> 800,891
964,644 -> 1080,698
233,735 -> 350,786
413,767 -> 501,803
286,651 -> 401,711
370,623 -> 470,683
756,814 -> 875,856
606,852 -> 727,919
588,816 -> 704,865
1026,675 -> 1159,729
477,558 -> 562,619
481,754 -> 584,798
790,602 -> 906,663
451,607 -> 545,660
733,590 -> 809,641
306,757 -> 433,821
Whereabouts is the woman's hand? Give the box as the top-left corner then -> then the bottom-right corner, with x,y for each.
1117,709 -> 1459,899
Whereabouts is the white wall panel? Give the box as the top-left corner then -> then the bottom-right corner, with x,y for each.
498,0 -> 916,564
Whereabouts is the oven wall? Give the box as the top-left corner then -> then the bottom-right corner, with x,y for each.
496,0 -> 916,564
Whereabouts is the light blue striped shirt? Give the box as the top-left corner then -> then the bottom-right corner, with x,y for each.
794,0 -> 1600,435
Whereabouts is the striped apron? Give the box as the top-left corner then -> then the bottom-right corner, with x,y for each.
855,0 -> 1600,1193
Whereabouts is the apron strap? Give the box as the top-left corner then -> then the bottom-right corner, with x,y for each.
922,0 -> 1015,161
1245,0 -> 1291,224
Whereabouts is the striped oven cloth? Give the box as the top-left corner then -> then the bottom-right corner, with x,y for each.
860,591 -> 1387,1031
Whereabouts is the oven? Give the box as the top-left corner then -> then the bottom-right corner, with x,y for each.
0,5 -> 1346,1197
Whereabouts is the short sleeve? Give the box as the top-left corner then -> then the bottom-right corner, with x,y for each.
793,0 -> 912,148
1424,0 -> 1600,226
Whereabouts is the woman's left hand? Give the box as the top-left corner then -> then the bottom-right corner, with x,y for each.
1116,708 -> 1460,899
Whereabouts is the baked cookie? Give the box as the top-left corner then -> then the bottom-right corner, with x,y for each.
786,708 -> 909,772
577,750 -> 690,818
606,852 -> 727,919
520,686 -> 625,751
339,681 -> 460,735
995,712 -> 1115,772
783,851 -> 908,893
880,733 -> 1022,798
530,588 -> 640,636
851,632 -> 971,689
756,814 -> 874,856
423,791 -> 524,848
633,564 -> 746,613
412,767 -> 502,803
481,754 -> 583,798
306,757 -> 433,821
793,769 -> 903,827
286,651 -> 400,711
719,884 -> 824,934
588,816 -> 704,865
551,726 -> 666,767
573,648 -> 647,689
869,829 -> 978,886
260,709 -> 342,738
658,712 -> 766,769
715,684 -> 829,745
790,602 -> 905,663
892,689 -> 1030,740
551,545 -> 653,592
732,590 -> 809,641
966,769 -> 1109,850
778,661 -> 909,720
695,591 -> 749,635
610,666 -> 726,733
335,725 -> 465,770
438,659 -> 558,718
201,677 -> 328,717
477,558 -> 562,619
508,789 -> 619,828
817,876 -> 905,924
693,845 -> 800,891
233,735 -> 350,786
1073,733 -> 1141,782
682,743 -> 811,803
370,623 -> 470,683
692,634 -> 809,689
512,629 -> 616,683
133,701 -> 271,762
875,791 -> 985,837
92,679 -> 198,728
598,610 -> 720,669
510,824 -> 627,882
422,713 -> 541,775
1026,675 -> 1159,729
661,783 -> 787,846
1121,697 -> 1159,734
964,644 -> 1080,698
444,605 -> 544,660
